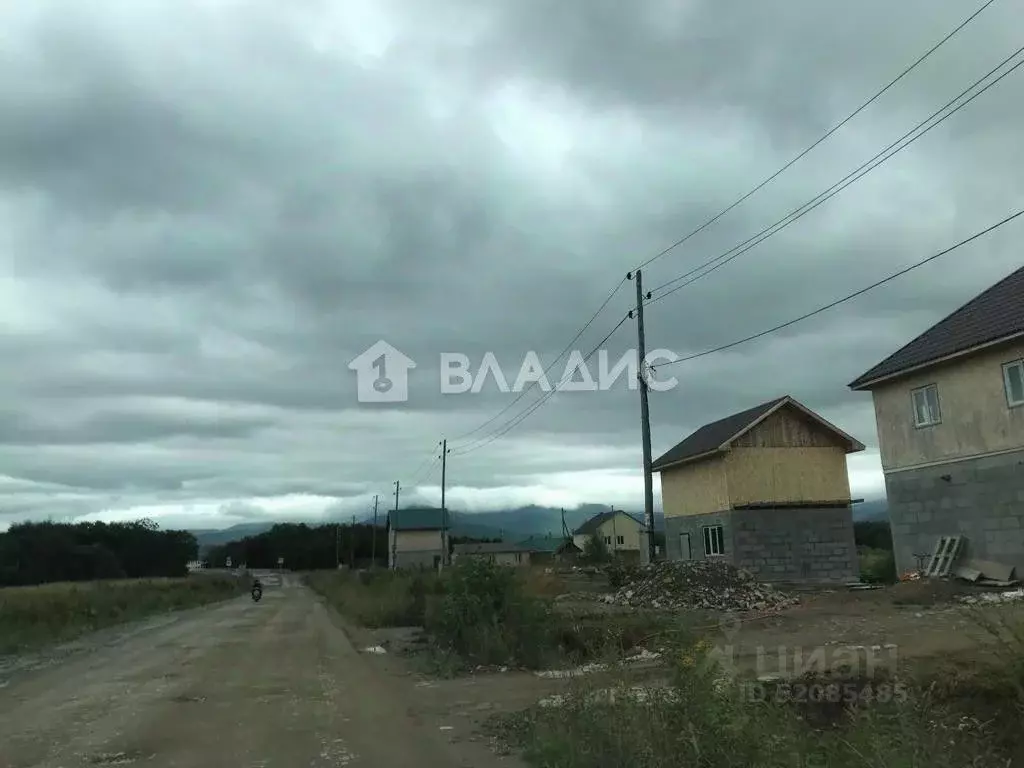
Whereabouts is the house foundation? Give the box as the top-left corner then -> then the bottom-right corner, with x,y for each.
885,448 -> 1024,577
665,505 -> 858,584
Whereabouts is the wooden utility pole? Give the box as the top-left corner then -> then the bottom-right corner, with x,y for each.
335,521 -> 340,569
628,269 -> 657,563
371,494 -> 379,567
392,480 -> 400,569
350,514 -> 356,567
439,439 -> 451,565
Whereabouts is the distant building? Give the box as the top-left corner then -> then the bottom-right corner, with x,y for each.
517,534 -> 581,562
387,507 -> 449,569
451,541 -> 532,566
572,510 -> 646,561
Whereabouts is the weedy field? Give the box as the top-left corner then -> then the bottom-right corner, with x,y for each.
308,560 -> 1024,767
0,573 -> 247,654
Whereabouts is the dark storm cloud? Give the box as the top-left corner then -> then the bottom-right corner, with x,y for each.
0,0 -> 1021,524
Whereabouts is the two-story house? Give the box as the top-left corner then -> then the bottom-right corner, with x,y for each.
572,510 -> 646,561
386,507 -> 449,569
849,264 -> 1024,576
654,395 -> 865,584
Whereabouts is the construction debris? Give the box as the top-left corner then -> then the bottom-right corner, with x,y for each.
960,588 -> 1024,605
600,560 -> 797,612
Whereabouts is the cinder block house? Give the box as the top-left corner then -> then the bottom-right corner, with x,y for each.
387,507 -> 448,569
849,265 -> 1024,576
572,510 -> 646,561
654,395 -> 865,584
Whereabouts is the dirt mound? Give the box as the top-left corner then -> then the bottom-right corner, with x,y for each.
603,560 -> 797,612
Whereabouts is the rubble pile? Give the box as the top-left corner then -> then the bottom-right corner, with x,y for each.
603,560 -> 798,612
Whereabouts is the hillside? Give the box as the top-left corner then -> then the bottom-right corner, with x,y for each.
193,498 -> 887,551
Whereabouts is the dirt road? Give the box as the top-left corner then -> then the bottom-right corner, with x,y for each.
0,573 -> 522,768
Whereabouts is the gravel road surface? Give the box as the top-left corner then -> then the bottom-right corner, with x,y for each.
0,573 -> 521,768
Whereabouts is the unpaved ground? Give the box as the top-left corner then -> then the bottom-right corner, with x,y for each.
0,572 -> 524,768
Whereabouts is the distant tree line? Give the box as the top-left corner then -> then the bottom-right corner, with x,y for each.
0,520 -> 198,587
853,520 -> 893,551
205,522 -> 388,570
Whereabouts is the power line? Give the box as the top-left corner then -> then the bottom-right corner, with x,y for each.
651,207 -> 1024,370
632,0 -> 999,272
449,277 -> 628,444
449,313 -> 632,455
646,45 -> 1024,304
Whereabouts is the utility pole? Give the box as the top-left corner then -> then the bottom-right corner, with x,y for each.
335,521 -> 340,569
392,480 -> 400,569
350,514 -> 356,567
371,494 -> 379,568
439,439 -> 451,565
628,269 -> 657,563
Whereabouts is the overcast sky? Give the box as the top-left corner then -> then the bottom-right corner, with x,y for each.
2,0 -> 1022,532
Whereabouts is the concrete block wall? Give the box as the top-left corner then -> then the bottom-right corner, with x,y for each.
731,506 -> 859,584
664,512 -> 732,562
886,449 -> 1024,576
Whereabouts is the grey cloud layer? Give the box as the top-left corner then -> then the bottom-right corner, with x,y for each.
1,0 -> 1021,526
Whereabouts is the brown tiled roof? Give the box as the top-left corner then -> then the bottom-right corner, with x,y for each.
652,395 -> 863,471
849,264 -> 1024,390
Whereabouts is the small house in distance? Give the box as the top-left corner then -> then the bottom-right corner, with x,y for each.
387,507 -> 449,569
849,264 -> 1024,576
654,395 -> 865,584
516,534 -> 582,563
451,541 -> 532,566
572,510 -> 646,562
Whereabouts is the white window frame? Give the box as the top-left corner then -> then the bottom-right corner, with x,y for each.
702,525 -> 724,557
1004,359 -> 1024,408
616,535 -> 625,545
604,535 -> 611,545
911,383 -> 941,427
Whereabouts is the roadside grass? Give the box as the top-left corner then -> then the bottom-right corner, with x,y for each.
487,604 -> 1024,767
306,562 -> 673,673
0,574 -> 247,655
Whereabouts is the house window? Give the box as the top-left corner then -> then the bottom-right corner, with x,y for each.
616,535 -> 625,545
1004,359 -> 1024,407
604,536 -> 612,545
911,384 -> 941,427
703,525 -> 724,556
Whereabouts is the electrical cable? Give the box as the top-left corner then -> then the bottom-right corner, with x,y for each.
449,277 -> 628,443
450,313 -> 632,455
646,45 -> 1024,304
651,207 -> 1024,370
632,0 -> 999,272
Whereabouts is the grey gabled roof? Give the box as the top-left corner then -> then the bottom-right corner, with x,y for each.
849,264 -> 1024,390
652,395 -> 863,472
573,510 -> 644,536
387,507 -> 448,531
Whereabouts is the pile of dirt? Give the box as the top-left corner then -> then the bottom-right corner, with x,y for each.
601,560 -> 798,612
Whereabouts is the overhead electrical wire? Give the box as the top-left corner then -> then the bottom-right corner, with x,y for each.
448,277 -> 628,444
631,0 -> 999,273
449,313 -> 632,455
650,207 -> 1024,370
436,0 -> 1001,458
645,44 -> 1024,305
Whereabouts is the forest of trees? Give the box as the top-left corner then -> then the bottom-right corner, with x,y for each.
204,522 -> 388,570
0,520 -> 198,587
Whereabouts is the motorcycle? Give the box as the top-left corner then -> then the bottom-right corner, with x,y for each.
251,580 -> 263,602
